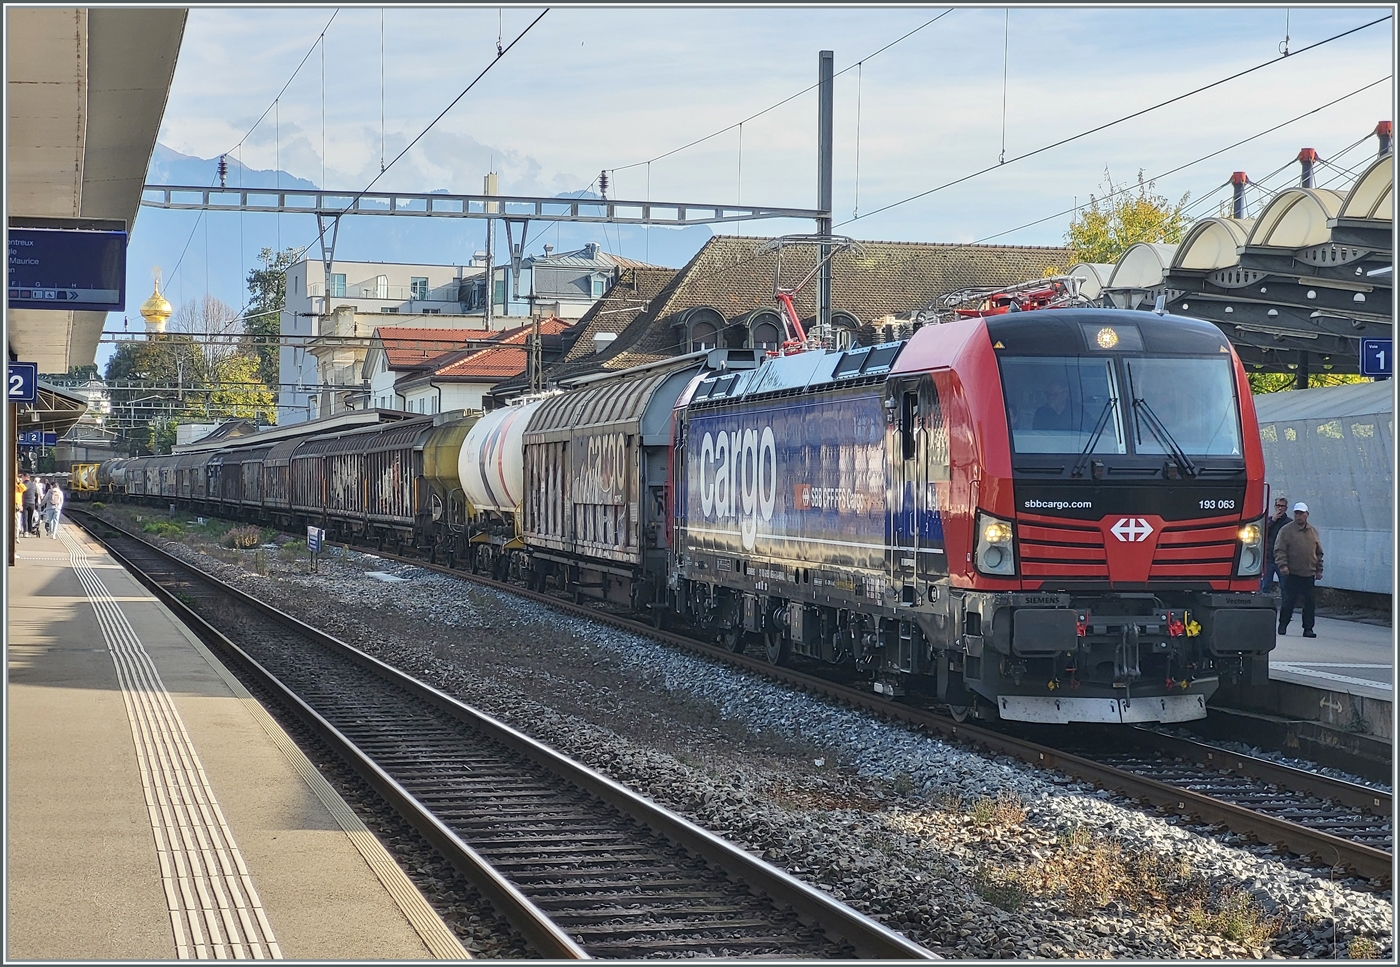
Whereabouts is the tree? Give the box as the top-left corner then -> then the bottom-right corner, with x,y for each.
246,246 -> 302,386
207,354 -> 277,423
1248,372 -> 1370,395
1064,168 -> 1192,266
104,335 -> 209,454
170,293 -> 243,370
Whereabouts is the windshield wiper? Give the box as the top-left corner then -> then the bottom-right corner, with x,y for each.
1071,398 -> 1116,478
1132,398 -> 1198,478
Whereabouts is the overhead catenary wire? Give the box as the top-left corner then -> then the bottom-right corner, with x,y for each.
608,9 -> 955,175
209,8 -> 549,336
842,14 -> 1391,229
967,75 -> 1390,244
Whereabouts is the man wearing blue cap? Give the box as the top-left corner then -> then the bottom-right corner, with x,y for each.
1274,502 -> 1324,638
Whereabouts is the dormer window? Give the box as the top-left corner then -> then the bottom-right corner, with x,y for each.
681,306 -> 724,352
590,274 -> 607,298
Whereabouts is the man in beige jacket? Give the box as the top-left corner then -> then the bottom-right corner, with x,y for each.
1274,502 -> 1324,638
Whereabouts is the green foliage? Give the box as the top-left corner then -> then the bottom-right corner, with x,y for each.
142,520 -> 186,539
1248,371 -> 1371,395
1064,167 -> 1192,266
91,501 -> 105,511
208,354 -> 277,423
246,246 -> 301,386
278,538 -> 308,560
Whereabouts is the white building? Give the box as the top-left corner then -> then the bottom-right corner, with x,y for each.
279,257 -> 496,424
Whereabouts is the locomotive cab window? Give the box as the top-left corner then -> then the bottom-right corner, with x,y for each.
1126,357 -> 1242,456
1000,357 -> 1124,455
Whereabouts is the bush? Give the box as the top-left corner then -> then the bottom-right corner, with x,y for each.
142,520 -> 185,539
278,539 -> 307,560
91,501 -> 105,511
973,864 -> 1030,912
252,549 -> 269,575
222,525 -> 263,549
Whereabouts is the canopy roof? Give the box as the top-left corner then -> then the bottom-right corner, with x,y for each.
1245,187 -> 1345,249
1171,217 -> 1254,272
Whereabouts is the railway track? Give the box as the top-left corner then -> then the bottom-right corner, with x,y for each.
301,526 -> 1395,888
79,507 -> 1393,887
70,511 -> 933,960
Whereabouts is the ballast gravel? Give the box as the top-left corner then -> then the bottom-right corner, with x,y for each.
133,524 -> 1394,960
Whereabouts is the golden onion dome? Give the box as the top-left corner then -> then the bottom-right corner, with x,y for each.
139,271 -> 173,332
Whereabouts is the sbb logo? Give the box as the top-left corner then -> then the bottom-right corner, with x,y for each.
1110,517 -> 1154,542
698,426 -> 778,550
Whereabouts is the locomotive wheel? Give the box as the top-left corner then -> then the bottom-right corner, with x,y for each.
947,703 -> 972,723
719,628 -> 745,653
763,631 -> 789,665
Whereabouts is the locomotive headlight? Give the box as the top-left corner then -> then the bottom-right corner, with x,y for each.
1236,515 -> 1265,577
982,520 -> 1013,545
975,511 -> 1017,577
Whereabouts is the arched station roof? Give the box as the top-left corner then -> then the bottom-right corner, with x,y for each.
1105,242 -> 1178,289
1066,262 -> 1114,300
1337,151 -> 1393,222
1245,187 -> 1345,249
1171,217 -> 1254,272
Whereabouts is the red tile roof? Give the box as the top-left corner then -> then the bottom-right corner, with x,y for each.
433,345 -> 529,380
372,327 -> 498,368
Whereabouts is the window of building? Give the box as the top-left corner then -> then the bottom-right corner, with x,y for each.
411,277 -> 428,300
422,308 -> 439,314
748,310 -> 784,351
330,273 -> 346,297
683,306 -> 724,353
382,306 -> 398,313
590,274 -> 607,298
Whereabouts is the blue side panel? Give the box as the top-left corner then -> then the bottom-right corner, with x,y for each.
681,389 -> 889,571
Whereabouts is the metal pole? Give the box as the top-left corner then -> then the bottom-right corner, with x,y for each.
484,172 -> 498,330
817,50 -> 834,346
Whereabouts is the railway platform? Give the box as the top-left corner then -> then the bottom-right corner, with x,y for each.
5,526 -> 468,961
1209,611 -> 1392,779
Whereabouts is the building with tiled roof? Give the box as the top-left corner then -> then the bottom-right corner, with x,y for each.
490,235 -> 1067,402
363,327 -> 502,411
393,318 -> 573,414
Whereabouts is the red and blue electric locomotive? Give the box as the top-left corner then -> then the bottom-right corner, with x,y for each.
671,307 -> 1276,724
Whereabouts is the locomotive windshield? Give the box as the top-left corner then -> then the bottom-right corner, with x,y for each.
1001,357 -> 1124,455
1002,354 -> 1241,457
1125,357 -> 1242,456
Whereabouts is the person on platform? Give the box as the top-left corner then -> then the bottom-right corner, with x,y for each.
1033,380 -> 1074,431
14,475 -> 27,538
42,481 -> 65,540
1260,496 -> 1290,593
1274,501 -> 1323,638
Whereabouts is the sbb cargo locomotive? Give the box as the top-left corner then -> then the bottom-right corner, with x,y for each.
102,307 -> 1276,724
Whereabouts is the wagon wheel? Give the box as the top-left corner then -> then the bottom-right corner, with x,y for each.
947,703 -> 972,723
719,627 -> 745,654
763,630 -> 789,665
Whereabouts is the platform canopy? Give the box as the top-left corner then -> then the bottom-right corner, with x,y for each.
6,7 -> 187,374
1123,153 -> 1395,376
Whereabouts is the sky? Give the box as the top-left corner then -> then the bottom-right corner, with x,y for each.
113,4 -> 1396,369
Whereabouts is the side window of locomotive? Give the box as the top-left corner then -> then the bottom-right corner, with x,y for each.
1000,357 -> 1124,455
925,386 -> 950,481
901,391 -> 919,461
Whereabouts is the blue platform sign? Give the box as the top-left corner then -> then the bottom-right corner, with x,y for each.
7,362 -> 37,403
17,431 -> 57,447
1360,338 -> 1392,378
306,526 -> 325,553
7,228 -> 127,311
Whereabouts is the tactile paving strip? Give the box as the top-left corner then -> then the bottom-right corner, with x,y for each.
62,531 -> 282,960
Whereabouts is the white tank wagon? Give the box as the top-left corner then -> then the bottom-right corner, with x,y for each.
457,398 -> 547,576
1253,380 -> 1392,595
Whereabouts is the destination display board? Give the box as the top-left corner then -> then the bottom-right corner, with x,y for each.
7,228 -> 127,311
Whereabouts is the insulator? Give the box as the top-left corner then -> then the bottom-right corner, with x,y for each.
598,169 -> 608,199
217,155 -> 228,188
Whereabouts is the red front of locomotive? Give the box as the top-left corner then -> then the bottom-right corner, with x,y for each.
893,308 -> 1276,724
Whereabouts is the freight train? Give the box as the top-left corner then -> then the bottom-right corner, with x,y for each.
98,307 -> 1277,725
